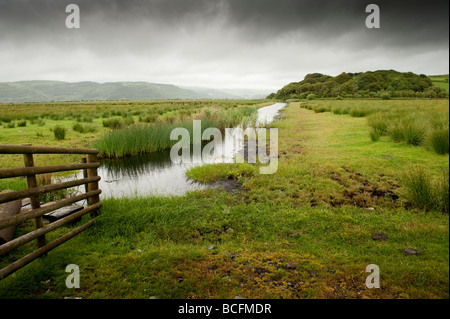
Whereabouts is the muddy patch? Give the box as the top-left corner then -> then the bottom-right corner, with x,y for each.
329,168 -> 400,208
208,178 -> 245,193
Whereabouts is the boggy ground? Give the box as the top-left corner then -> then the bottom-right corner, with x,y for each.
0,100 -> 448,299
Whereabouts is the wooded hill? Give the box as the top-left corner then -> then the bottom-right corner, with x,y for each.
269,70 -> 449,100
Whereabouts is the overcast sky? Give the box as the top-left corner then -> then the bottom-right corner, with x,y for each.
0,0 -> 448,90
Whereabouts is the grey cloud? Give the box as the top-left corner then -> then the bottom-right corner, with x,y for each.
0,0 -> 448,89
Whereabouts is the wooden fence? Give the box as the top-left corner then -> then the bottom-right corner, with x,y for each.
0,144 -> 102,280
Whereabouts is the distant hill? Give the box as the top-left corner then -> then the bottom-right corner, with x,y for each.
0,81 -> 206,103
269,70 -> 449,99
0,81 -> 269,103
182,86 -> 271,99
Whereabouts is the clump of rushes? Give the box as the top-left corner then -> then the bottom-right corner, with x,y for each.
139,114 -> 158,123
389,117 -> 426,146
103,117 -> 125,130
436,170 -> 449,213
369,129 -> 381,142
53,126 -> 67,140
94,106 -> 260,158
17,120 -> 27,127
401,165 -> 449,213
95,119 -> 217,158
30,118 -> 45,126
6,122 -> 15,128
73,123 -> 98,133
426,128 -> 449,155
368,113 -> 389,141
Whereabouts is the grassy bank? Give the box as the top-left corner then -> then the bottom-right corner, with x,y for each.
0,99 -> 448,299
300,99 -> 449,155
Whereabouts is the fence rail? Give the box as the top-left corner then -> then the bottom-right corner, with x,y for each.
0,144 -> 102,280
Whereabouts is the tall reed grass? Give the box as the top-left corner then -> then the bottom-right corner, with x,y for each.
94,106 -> 259,158
94,119 -> 218,158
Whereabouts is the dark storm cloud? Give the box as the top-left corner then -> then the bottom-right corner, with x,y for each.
0,0 -> 448,88
225,0 -> 449,46
1,0 -> 447,47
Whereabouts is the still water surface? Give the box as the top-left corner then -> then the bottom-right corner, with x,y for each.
74,103 -> 286,198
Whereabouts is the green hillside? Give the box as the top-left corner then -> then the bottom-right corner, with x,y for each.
269,70 -> 449,100
429,74 -> 449,93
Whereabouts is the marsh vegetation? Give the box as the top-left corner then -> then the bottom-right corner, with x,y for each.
0,97 -> 448,299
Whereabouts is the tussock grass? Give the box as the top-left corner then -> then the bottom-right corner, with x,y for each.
401,166 -> 449,213
102,117 -> 126,130
72,123 -> 98,133
17,120 -> 27,127
427,128 -> 449,155
53,126 -> 67,140
300,100 -> 449,155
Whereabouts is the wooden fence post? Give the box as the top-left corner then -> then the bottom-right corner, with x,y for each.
86,154 -> 101,217
81,157 -> 89,194
23,153 -> 46,248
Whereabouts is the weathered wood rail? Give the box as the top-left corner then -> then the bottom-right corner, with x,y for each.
0,144 -> 102,280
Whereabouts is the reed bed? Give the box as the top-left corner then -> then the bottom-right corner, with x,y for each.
94,106 -> 259,158
95,119 -> 217,158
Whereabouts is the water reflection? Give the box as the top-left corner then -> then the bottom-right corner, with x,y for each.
73,103 -> 286,198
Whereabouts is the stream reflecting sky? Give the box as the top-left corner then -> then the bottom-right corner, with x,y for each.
70,103 -> 286,198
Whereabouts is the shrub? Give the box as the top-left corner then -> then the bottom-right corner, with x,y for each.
53,126 -> 67,140
381,92 -> 391,100
307,94 -> 316,101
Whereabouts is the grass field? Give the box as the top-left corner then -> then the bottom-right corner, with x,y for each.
430,75 -> 449,93
0,99 -> 448,299
301,99 -> 449,156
